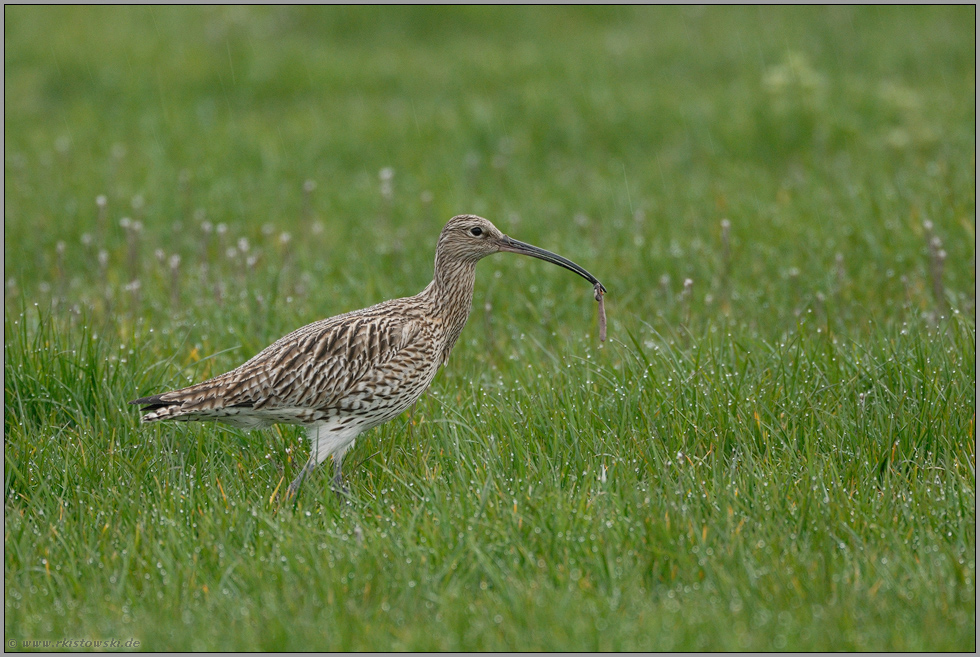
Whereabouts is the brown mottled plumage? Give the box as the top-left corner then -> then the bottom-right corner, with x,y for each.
131,215 -> 605,496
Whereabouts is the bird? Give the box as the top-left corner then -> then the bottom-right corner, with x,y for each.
131,215 -> 606,497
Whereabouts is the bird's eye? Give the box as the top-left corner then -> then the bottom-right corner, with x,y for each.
470,227 -> 483,237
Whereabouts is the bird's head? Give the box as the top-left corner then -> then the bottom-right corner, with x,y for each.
437,214 -> 506,262
436,214 -> 606,293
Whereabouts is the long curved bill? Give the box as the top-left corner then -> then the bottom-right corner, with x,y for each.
498,235 -> 607,294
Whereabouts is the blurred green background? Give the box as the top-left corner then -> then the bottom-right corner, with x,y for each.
4,6 -> 975,651
5,6 -> 974,335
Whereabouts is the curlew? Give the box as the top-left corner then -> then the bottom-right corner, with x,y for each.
131,215 -> 605,496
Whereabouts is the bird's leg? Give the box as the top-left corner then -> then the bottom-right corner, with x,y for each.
287,458 -> 315,497
331,456 -> 349,496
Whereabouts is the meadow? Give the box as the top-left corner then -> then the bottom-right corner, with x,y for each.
4,6 -> 976,650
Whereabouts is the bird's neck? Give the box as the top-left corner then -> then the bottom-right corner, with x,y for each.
425,254 -> 478,355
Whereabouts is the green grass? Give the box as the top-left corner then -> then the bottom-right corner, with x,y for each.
4,6 -> 976,651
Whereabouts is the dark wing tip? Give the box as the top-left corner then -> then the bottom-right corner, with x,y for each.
130,393 -> 167,407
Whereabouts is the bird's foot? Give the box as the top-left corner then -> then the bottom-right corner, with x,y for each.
283,464 -> 348,501
286,464 -> 313,499
331,471 -> 349,498
285,479 -> 304,500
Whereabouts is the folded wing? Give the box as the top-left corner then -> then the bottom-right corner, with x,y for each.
131,303 -> 428,426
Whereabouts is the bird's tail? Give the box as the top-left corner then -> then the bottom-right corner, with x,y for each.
130,376 -> 266,427
129,392 -> 189,423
